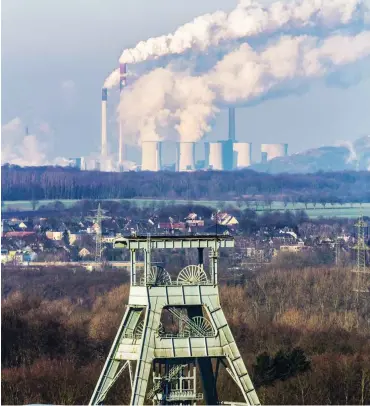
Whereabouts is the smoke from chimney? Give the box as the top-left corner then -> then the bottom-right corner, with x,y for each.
118,63 -> 127,164
101,88 -> 108,159
119,0 -> 367,64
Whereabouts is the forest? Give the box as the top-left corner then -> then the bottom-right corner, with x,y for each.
2,264 -> 369,405
2,165 -> 370,203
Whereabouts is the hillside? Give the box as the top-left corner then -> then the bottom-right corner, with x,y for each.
252,136 -> 370,174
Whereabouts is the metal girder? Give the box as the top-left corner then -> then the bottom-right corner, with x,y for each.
114,235 -> 234,250
89,235 -> 260,406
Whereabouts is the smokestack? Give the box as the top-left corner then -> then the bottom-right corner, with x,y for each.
101,88 -> 108,159
176,142 -> 195,171
118,63 -> 127,166
228,107 -> 235,141
142,141 -> 162,171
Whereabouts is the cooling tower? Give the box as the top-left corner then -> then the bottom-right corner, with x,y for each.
176,142 -> 195,171
228,107 -> 236,141
101,88 -> 108,158
209,142 -> 223,170
142,141 -> 162,171
261,143 -> 288,161
118,63 -> 127,165
233,142 -> 252,168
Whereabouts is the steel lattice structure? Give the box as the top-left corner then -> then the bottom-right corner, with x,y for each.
352,216 -> 370,298
89,235 -> 260,405
94,203 -> 103,264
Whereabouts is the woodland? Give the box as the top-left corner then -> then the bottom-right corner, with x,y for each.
2,265 -> 370,405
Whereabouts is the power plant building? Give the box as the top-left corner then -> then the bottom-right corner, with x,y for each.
233,142 -> 252,168
141,141 -> 162,171
261,143 -> 288,161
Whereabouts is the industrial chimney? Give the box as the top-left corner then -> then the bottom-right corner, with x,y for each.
176,142 -> 195,171
228,107 -> 236,141
118,63 -> 127,166
101,88 -> 108,159
142,141 -> 162,171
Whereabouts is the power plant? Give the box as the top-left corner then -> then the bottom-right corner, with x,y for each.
261,143 -> 288,161
92,67 -> 288,173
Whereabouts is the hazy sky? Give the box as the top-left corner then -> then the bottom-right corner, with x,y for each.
2,0 -> 370,162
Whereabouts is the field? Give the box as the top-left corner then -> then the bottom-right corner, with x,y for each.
2,199 -> 370,218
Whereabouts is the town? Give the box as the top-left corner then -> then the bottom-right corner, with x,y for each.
1,199 -> 366,272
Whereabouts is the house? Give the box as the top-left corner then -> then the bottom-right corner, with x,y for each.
185,213 -> 205,228
46,231 -> 63,240
158,222 -> 186,231
280,242 -> 309,253
18,221 -> 28,230
79,248 -> 91,258
213,212 -> 239,227
69,233 -> 84,245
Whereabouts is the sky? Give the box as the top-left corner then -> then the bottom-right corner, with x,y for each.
2,0 -> 370,163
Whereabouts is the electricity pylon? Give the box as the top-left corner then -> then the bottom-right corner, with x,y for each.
94,203 -> 103,264
89,235 -> 260,405
352,215 -> 370,299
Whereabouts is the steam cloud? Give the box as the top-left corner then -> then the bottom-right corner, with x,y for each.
120,0 -> 368,64
118,31 -> 370,144
108,0 -> 370,145
1,118 -> 69,167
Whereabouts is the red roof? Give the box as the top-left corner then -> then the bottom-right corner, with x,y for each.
159,222 -> 185,229
4,231 -> 36,238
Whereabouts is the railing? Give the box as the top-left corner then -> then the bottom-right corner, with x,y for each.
157,331 -> 214,338
166,391 -> 203,400
132,280 -> 213,287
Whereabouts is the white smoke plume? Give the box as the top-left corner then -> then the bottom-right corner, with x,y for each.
104,68 -> 120,89
120,0 -> 368,64
1,118 -> 69,167
118,31 -> 370,144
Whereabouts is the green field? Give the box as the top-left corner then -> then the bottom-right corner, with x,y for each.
2,199 -> 370,219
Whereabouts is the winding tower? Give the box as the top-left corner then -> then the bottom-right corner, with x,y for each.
89,235 -> 260,405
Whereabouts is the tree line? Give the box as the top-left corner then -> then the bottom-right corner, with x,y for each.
2,165 -> 370,202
